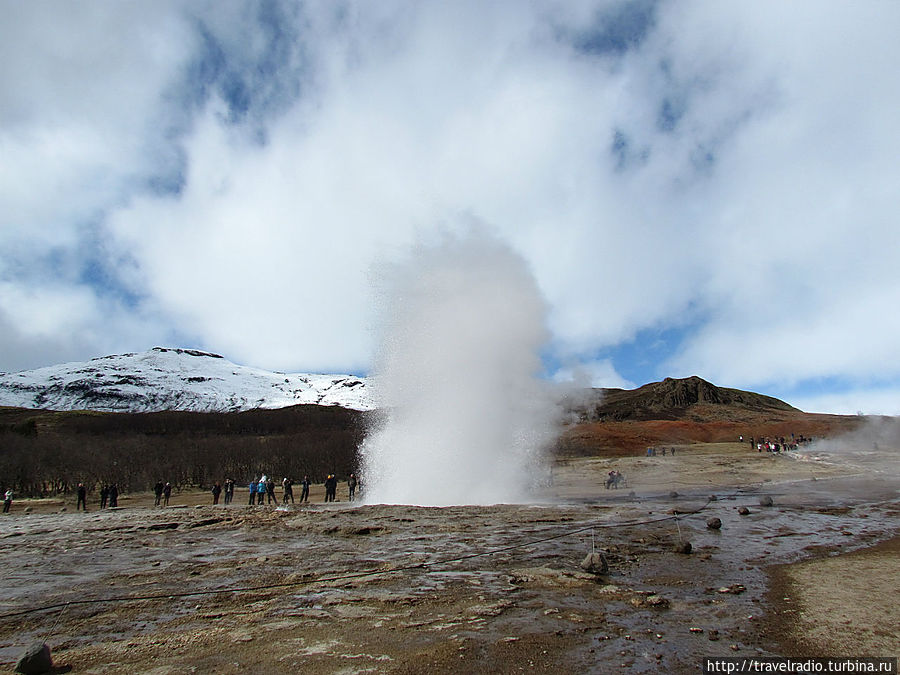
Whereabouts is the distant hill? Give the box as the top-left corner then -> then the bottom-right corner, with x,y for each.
1,354 -> 799,421
566,375 -> 799,423
0,348 -> 373,413
559,376 -> 857,456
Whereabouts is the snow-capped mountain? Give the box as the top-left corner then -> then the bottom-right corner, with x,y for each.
0,348 -> 374,413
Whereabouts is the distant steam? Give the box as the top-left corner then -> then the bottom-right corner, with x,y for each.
802,416 -> 900,475
359,230 -> 559,505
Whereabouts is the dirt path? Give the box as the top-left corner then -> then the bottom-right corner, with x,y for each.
1,444 -> 897,674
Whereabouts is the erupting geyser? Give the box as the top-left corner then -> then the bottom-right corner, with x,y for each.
360,230 -> 559,506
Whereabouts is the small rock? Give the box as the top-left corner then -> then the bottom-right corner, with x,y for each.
580,552 -> 609,576
738,507 -> 750,516
706,517 -> 722,530
674,541 -> 692,554
645,595 -> 670,609
15,641 -> 53,675
708,630 -> 720,641
759,496 -> 774,507
669,491 -> 679,498
717,584 -> 746,595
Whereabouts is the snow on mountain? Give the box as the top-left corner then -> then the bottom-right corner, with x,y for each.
0,348 -> 374,413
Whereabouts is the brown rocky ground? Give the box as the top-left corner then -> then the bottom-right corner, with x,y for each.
1,442 -> 897,674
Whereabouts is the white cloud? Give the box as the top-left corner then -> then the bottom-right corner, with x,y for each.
0,280 -> 167,373
659,2 -> 900,391
792,388 -> 900,417
0,2 -> 192,235
552,359 -> 635,390
1,0 -> 899,415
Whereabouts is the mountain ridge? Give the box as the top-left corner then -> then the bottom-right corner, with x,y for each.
569,375 -> 799,423
0,347 -> 374,413
1,348 -> 802,419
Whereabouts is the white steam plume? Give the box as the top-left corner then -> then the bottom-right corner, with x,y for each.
360,230 -> 559,506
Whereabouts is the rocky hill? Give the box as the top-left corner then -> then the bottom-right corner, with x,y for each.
559,376 -> 857,456
567,375 -> 799,423
0,348 -> 374,413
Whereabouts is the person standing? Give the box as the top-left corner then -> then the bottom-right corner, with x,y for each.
300,476 -> 310,503
324,474 -> 337,502
348,474 -> 357,502
76,483 -> 87,511
162,482 -> 171,506
3,488 -> 12,513
266,478 -> 276,505
224,478 -> 234,505
212,482 -> 222,505
282,477 -> 294,505
154,481 -> 164,506
109,483 -> 119,508
257,475 -> 267,505
100,484 -> 109,509
248,479 -> 257,506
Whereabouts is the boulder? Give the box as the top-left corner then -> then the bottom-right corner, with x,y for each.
759,496 -> 774,507
706,517 -> 722,530
580,552 -> 609,576
674,541 -> 692,554
15,641 -> 52,675
737,507 -> 750,516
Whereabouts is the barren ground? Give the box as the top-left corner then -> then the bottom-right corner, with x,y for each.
1,442 -> 897,674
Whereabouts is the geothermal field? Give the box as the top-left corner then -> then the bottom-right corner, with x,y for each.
1,442 -> 898,674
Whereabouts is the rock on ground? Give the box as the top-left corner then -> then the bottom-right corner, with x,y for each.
15,641 -> 52,675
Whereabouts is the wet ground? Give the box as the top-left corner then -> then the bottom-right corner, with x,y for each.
1,443 -> 898,673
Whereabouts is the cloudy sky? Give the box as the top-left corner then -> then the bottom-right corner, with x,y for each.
2,0 -> 898,415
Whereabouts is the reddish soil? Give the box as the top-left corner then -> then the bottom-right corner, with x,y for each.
559,410 -> 863,457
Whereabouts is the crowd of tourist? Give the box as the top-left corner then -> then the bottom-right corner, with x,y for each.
742,434 -> 814,453
1,473 -> 360,514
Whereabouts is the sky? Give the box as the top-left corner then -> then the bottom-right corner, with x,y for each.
1,0 -> 899,415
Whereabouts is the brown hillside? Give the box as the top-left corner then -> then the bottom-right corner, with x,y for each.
557,376 -> 862,456
566,375 -> 797,423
